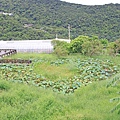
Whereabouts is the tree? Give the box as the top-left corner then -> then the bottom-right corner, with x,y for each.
82,36 -> 103,56
69,35 -> 90,53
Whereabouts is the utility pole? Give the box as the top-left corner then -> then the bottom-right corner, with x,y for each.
68,24 -> 70,40
56,34 -> 58,40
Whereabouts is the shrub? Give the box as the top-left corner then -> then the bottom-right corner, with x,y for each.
51,40 -> 69,57
82,39 -> 103,56
69,35 -> 89,53
107,39 -> 120,56
53,46 -> 69,58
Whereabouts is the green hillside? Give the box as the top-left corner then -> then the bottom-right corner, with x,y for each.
0,0 -> 120,41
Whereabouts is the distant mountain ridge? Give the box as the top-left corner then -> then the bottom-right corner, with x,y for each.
0,0 -> 120,41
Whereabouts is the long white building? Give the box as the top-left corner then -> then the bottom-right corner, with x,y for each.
0,39 -> 70,53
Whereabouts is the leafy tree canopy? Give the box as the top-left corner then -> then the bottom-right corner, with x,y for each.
0,0 -> 120,41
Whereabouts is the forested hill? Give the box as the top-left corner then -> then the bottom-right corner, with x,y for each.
0,0 -> 120,41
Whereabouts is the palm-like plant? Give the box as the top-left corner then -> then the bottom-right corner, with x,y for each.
106,73 -> 120,114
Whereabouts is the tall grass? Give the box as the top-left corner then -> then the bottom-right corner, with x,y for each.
1,53 -> 120,119
0,79 -> 119,120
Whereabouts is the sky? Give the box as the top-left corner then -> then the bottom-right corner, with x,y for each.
60,0 -> 120,5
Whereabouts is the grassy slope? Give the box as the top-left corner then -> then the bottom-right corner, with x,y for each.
1,53 -> 120,120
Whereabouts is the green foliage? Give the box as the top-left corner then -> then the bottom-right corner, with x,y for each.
107,39 -> 120,56
106,73 -> 120,88
0,0 -> 120,40
0,57 -> 119,94
107,42 -> 116,55
50,58 -> 70,66
52,40 -> 69,57
106,73 -> 120,114
75,58 -> 119,83
100,39 -> 109,48
110,101 -> 120,114
52,40 -> 69,49
69,35 -> 89,53
0,79 -> 120,120
0,61 -> 80,94
114,39 -> 120,54
69,35 -> 103,56
82,39 -> 103,56
0,80 -> 10,91
1,53 -> 120,119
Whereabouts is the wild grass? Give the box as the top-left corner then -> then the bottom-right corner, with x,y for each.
33,61 -> 77,81
1,53 -> 120,119
6,53 -> 79,81
7,53 -> 57,60
92,55 -> 120,65
0,79 -> 119,120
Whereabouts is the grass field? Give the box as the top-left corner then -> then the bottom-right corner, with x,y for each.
0,53 -> 120,120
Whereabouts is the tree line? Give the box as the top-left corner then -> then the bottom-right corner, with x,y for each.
52,35 -> 120,57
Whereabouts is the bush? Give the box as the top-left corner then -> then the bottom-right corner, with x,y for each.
53,46 -> 69,58
107,39 -> 120,56
69,35 -> 89,53
82,39 -> 103,56
51,40 -> 69,57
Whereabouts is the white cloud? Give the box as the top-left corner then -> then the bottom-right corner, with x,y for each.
60,0 -> 120,5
